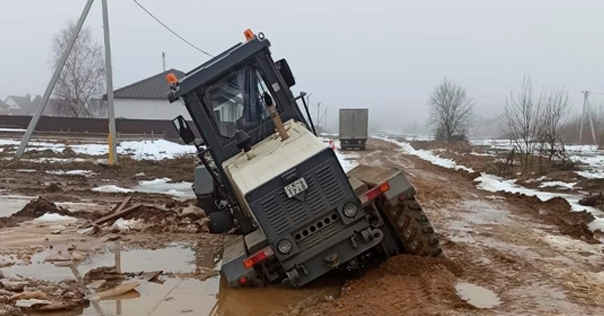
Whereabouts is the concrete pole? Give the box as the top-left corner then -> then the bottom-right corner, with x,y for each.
102,0 -> 118,164
586,94 -> 598,145
579,91 -> 587,144
14,0 -> 96,160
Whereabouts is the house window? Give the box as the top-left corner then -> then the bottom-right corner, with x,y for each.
214,110 -> 221,122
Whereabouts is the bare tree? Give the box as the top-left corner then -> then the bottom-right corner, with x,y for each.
500,75 -> 542,175
536,88 -> 572,160
428,78 -> 474,142
50,21 -> 106,118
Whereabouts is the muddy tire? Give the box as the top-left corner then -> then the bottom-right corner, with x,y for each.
380,198 -> 443,257
208,210 -> 233,234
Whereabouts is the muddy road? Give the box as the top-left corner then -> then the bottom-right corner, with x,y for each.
302,139 -> 604,315
1,139 -> 603,315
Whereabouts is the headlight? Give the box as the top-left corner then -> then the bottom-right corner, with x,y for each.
277,239 -> 292,254
343,203 -> 358,218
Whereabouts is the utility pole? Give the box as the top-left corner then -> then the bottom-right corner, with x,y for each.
162,52 -> 166,72
102,0 -> 118,164
14,0 -> 96,160
579,90 -> 598,145
316,102 -> 322,127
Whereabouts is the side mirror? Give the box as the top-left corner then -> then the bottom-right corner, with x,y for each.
172,115 -> 195,144
275,58 -> 295,87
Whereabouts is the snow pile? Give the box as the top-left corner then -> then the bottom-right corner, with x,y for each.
92,185 -> 133,193
118,139 -> 196,160
576,170 -> 604,179
46,170 -> 95,176
112,218 -> 140,232
539,181 -> 576,190
32,213 -> 77,222
92,178 -> 194,198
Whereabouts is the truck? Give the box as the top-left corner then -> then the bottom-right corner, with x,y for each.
166,29 -> 442,289
339,108 -> 369,151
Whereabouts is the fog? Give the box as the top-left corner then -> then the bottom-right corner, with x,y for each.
2,0 -> 604,136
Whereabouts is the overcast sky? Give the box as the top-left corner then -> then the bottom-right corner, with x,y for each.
2,0 -> 604,132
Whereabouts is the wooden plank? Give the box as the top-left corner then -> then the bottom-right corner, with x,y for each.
112,196 -> 132,214
92,204 -> 142,226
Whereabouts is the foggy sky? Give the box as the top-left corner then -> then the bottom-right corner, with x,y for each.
2,0 -> 604,133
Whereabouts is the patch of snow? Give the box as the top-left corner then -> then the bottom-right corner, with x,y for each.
47,169 -> 95,176
525,176 -> 548,183
91,185 -> 133,193
470,152 -> 496,157
32,213 -> 77,222
375,136 -> 474,172
118,139 -> 196,160
139,178 -> 172,186
0,139 -> 195,161
15,169 -> 37,173
112,218 -> 140,232
576,170 -> 604,179
474,173 -> 604,232
0,127 -> 26,132
564,144 -> 599,153
539,181 -> 576,190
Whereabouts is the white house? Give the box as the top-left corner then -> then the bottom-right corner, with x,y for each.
109,69 -> 241,122
107,69 -> 190,120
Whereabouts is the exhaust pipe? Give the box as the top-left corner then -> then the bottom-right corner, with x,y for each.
263,93 -> 289,141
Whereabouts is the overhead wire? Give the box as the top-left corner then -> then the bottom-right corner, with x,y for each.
130,0 -> 214,57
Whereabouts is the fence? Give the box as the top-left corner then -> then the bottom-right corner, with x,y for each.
0,115 -> 200,141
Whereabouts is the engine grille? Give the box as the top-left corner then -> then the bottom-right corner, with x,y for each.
248,150 -> 352,242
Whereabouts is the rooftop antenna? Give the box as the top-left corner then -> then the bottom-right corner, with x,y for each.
579,90 -> 599,145
162,52 -> 166,72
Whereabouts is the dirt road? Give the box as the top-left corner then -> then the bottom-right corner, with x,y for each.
1,139 -> 603,315
302,139 -> 604,315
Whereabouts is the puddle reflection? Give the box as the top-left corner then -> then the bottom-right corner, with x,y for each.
4,241 -> 342,316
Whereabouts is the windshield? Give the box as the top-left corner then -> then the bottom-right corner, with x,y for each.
203,65 -> 274,139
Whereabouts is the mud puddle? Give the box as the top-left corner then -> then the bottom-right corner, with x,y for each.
2,244 -> 198,282
2,243 -> 343,316
0,195 -> 37,217
455,282 -> 501,309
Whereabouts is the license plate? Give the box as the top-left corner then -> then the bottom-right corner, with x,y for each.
284,177 -> 308,198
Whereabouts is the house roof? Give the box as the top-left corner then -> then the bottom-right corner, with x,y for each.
106,69 -> 186,100
6,95 -> 32,109
0,99 -> 10,109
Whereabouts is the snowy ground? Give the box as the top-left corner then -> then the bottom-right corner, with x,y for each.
0,139 -> 196,161
92,178 -> 195,199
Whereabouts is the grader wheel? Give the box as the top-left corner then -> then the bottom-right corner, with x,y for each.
379,197 -> 443,257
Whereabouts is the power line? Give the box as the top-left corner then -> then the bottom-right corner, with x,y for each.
131,0 -> 214,57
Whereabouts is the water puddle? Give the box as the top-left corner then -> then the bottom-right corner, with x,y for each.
0,195 -> 36,217
2,242 -> 343,316
133,178 -> 195,200
455,282 -> 501,309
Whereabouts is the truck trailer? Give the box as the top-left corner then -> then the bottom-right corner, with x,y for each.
339,108 -> 369,151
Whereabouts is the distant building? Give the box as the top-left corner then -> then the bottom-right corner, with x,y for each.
0,99 -> 10,115
106,69 -> 240,122
105,69 -> 191,120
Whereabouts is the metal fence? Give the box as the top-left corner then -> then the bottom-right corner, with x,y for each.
0,115 -> 199,141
